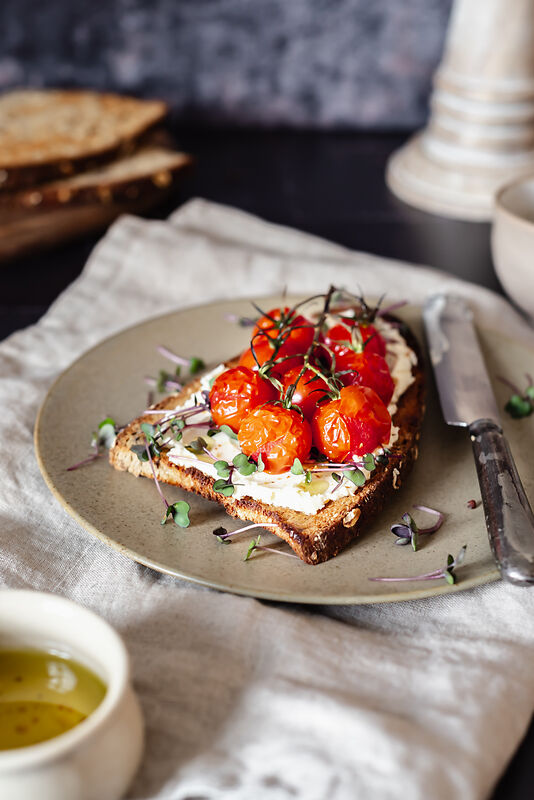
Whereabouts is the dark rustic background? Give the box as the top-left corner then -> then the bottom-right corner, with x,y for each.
0,0 -> 452,128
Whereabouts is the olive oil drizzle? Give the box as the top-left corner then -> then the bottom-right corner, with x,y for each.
0,649 -> 106,750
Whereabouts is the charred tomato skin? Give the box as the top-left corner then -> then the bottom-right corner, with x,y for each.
311,385 -> 391,461
238,403 -> 312,474
209,366 -> 278,433
253,307 -> 315,357
336,351 -> 394,405
281,366 -> 330,420
322,321 -> 386,360
239,333 -> 304,375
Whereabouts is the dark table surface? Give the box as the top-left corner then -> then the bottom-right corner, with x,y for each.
1,128 -> 531,797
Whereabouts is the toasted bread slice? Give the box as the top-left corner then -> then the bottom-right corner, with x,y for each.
109,322 -> 425,564
0,90 -> 167,191
2,146 -> 192,210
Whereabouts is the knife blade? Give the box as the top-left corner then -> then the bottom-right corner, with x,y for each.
423,294 -> 534,586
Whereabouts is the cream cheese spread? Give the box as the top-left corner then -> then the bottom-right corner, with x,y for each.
166,317 -> 416,514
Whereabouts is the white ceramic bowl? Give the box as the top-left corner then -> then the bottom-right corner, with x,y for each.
492,176 -> 534,319
0,591 -> 144,800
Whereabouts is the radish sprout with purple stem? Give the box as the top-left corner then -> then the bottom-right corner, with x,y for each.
244,534 -> 301,561
370,546 -> 467,586
67,417 -> 118,471
142,436 -> 191,528
390,505 -> 444,551
145,346 -> 206,395
213,522 -> 279,543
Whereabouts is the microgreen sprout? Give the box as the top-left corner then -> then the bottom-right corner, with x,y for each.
244,534 -> 300,561
369,546 -> 467,585
67,417 -> 119,471
498,373 -> 534,419
345,469 -> 366,487
219,424 -> 238,440
140,435 -> 191,528
147,346 -> 206,393
162,501 -> 191,528
213,479 -> 235,497
213,522 -> 279,543
291,458 -> 305,475
214,460 -> 232,478
390,505 -> 444,551
233,453 -> 258,476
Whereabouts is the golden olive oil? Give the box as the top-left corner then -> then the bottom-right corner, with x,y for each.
0,649 -> 106,750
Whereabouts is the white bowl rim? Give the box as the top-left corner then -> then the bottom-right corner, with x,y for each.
495,172 -> 534,228
0,590 -> 130,771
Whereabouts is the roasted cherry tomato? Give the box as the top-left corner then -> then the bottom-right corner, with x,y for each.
238,403 -> 312,474
281,366 -> 330,420
239,334 -> 304,375
209,366 -> 278,433
311,385 -> 391,461
253,307 -> 315,357
336,351 -> 394,405
323,321 -> 386,360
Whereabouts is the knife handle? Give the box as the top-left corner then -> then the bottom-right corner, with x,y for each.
469,419 -> 534,585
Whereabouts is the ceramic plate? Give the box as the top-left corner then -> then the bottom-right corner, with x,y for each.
35,297 -> 534,604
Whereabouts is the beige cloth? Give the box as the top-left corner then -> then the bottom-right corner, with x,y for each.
2,199 -> 534,800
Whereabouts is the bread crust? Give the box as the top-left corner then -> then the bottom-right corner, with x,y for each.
1,148 -> 193,211
0,90 -> 168,191
109,320 -> 425,564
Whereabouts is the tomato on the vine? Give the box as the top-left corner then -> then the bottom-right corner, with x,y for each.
311,385 -> 391,461
209,366 -> 278,433
336,351 -> 394,405
281,366 -> 330,420
253,307 -> 315,356
238,403 -> 312,474
322,321 -> 386,360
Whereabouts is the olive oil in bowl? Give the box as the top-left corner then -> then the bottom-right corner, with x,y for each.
0,650 -> 106,750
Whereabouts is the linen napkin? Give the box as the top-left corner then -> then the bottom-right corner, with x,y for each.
2,198 -> 534,800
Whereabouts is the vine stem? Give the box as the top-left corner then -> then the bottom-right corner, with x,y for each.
283,285 -> 337,407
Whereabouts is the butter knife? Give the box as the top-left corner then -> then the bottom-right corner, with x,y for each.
423,294 -> 534,586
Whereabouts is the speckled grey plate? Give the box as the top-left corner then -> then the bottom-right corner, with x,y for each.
35,297 -> 534,604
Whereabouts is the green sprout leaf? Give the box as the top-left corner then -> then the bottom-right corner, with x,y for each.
363,453 -> 376,472
162,501 -> 191,528
244,535 -> 261,561
346,468 -> 366,487
256,453 -> 265,472
186,437 -> 207,455
140,422 -> 156,439
305,470 -> 312,484
98,417 -> 116,430
291,457 -> 305,475
189,357 -> 206,375
214,460 -> 231,478
233,453 -> 257,476
505,394 -> 532,419
213,479 -> 235,497
131,444 -> 149,462
95,419 -> 117,449
219,424 -> 238,440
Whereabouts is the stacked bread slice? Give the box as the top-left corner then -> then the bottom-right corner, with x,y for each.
0,89 -> 192,259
